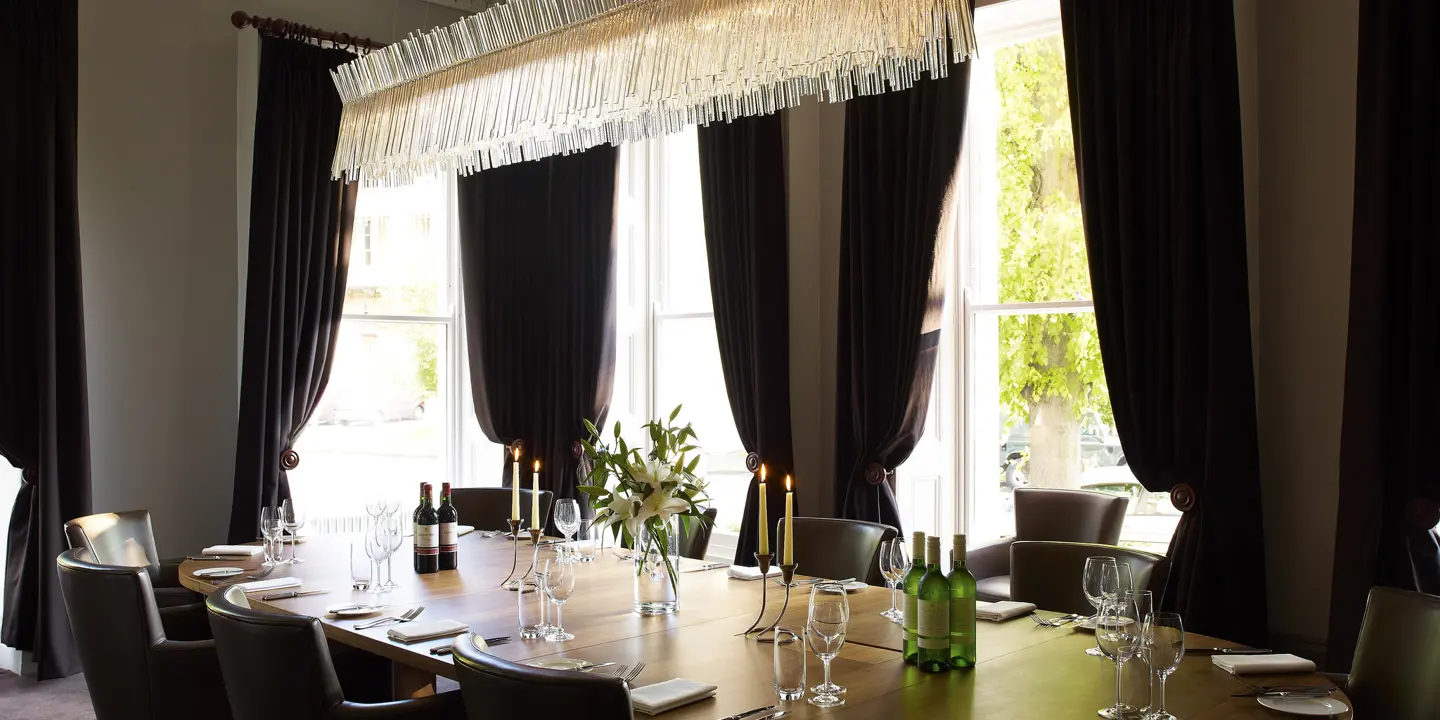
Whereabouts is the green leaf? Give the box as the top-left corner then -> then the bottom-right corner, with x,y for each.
669,404 -> 682,422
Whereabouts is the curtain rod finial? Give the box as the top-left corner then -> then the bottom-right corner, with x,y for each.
231,11 -> 251,29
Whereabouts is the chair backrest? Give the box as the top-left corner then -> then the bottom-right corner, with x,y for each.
776,517 -> 897,585
678,507 -> 719,560
451,633 -> 633,719
451,487 -> 555,533
207,585 -> 345,720
1009,541 -> 1166,615
1347,587 -> 1440,720
1014,488 -> 1129,545
64,509 -> 162,580
56,548 -> 167,718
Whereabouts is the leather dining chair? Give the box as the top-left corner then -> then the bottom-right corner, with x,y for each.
451,487 -> 554,534
65,509 -> 201,610
776,517 -> 897,586
451,632 -> 633,719
678,507 -> 719,560
207,587 -> 465,720
56,548 -> 231,720
1009,541 -> 1166,616
1342,586 -> 1440,720
967,488 -> 1130,602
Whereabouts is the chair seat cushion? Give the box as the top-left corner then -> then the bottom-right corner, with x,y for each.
977,575 -> 1011,602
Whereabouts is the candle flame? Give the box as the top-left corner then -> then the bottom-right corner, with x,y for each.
786,475 -> 792,491
512,445 -> 520,460
760,464 -> 767,482
533,460 -> 540,471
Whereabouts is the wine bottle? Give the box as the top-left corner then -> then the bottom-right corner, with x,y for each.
917,536 -> 951,672
947,534 -> 977,669
438,482 -> 458,571
414,482 -> 439,574
902,531 -> 927,664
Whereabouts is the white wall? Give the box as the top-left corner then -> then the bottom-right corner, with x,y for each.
76,0 -> 464,557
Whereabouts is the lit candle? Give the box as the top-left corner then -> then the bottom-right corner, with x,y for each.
532,460 -> 541,530
757,464 -> 769,556
511,446 -> 521,522
783,475 -> 794,565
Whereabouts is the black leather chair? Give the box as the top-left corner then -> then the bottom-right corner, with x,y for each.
678,507 -> 718,560
1008,541 -> 1166,616
776,517 -> 897,586
65,509 -> 201,610
451,632 -> 632,719
207,586 -> 464,719
967,488 -> 1130,602
451,488 -> 554,534
56,548 -> 231,720
1342,587 -> 1440,720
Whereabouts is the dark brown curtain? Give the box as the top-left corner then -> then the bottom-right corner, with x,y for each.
1060,0 -> 1266,646
834,65 -> 970,530
457,147 -> 618,534
0,0 -> 92,679
697,115 -> 795,564
1326,0 -> 1440,672
228,36 -> 357,544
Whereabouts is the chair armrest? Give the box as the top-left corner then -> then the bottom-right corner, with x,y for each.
158,601 -> 212,641
156,558 -> 185,588
329,692 -> 466,719
966,537 -> 1015,580
154,585 -> 203,609
1318,672 -> 1349,692
148,639 -> 227,707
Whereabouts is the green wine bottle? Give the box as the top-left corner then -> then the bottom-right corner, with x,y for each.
917,536 -> 951,672
901,531 -> 927,664
947,534 -> 977,669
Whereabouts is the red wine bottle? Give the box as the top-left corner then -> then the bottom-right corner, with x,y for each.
438,482 -> 458,571
414,482 -> 439,574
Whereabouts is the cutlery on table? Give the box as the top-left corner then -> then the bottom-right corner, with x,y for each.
717,704 -> 779,720
1189,647 -> 1273,655
355,606 -> 425,630
751,711 -> 790,720
1231,688 -> 1335,699
681,562 -> 732,573
620,662 -> 646,684
212,566 -> 277,587
185,556 -> 236,561
429,636 -> 510,655
1031,613 -> 1082,628
575,662 -> 618,672
260,590 -> 328,601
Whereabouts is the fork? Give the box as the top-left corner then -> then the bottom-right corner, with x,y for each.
621,662 -> 646,684
1031,613 -> 1081,628
355,606 -> 425,630
212,566 -> 277,587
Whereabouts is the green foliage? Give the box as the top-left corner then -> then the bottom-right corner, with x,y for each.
994,36 -> 1112,429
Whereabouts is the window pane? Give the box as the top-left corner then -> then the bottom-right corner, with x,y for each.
291,321 -> 447,526
344,176 -> 450,317
658,127 -> 713,315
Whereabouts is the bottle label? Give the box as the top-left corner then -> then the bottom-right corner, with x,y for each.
439,522 -> 457,552
415,524 -> 438,555
918,599 -> 950,650
903,594 -> 918,641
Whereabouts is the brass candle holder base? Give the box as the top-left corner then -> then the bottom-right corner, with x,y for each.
738,552 -> 773,637
745,558 -> 799,642
528,528 -> 543,545
501,519 -> 526,590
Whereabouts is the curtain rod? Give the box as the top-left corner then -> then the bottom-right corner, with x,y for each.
230,11 -> 386,52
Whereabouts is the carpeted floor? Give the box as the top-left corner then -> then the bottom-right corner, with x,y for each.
0,669 -> 96,720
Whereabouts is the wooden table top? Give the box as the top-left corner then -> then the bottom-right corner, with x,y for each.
182,534 -> 1351,719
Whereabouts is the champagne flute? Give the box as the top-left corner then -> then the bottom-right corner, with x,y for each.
1083,556 -> 1118,656
1096,592 -> 1143,720
281,499 -> 306,564
806,583 -> 849,708
1144,613 -> 1185,720
540,558 -> 576,641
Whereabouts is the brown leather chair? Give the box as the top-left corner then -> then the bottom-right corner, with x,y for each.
967,488 -> 1130,602
1343,587 -> 1440,720
56,548 -> 231,720
65,509 -> 201,610
450,488 -> 554,534
451,632 -> 632,719
678,507 -> 719,560
1009,541 -> 1166,616
206,587 -> 464,720
776,517 -> 897,586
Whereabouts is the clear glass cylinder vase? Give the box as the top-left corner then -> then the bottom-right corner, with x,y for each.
633,518 -> 680,615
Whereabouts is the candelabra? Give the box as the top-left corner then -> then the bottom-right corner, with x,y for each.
741,555 -> 799,641
500,518 -> 526,590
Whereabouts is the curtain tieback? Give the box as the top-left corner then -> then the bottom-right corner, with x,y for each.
1169,483 -> 1198,512
280,449 -> 301,471
865,462 -> 889,486
572,440 -> 585,459
745,452 -> 761,473
1406,497 -> 1440,532
20,466 -> 36,485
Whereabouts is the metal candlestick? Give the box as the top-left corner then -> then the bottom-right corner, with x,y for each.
500,519 -> 525,590
746,560 -> 799,642
738,552 -> 773,637
528,528 -> 543,545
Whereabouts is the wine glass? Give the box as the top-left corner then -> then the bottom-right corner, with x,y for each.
370,514 -> 402,592
1144,612 -> 1185,720
1102,590 -> 1153,719
281,499 -> 306,564
540,557 -> 576,641
806,583 -> 849,708
365,498 -> 385,520
363,520 -> 388,592
260,507 -> 280,567
1096,592 -> 1144,720
879,540 -> 906,622
554,499 -> 581,551
1083,557 -> 1118,656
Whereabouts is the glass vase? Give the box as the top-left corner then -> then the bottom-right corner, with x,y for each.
633,518 -> 680,615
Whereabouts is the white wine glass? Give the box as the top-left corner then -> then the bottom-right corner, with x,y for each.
1102,590 -> 1153,719
1083,557 -> 1118,656
541,557 -> 576,641
806,583 -> 849,708
1096,592 -> 1144,720
260,507 -> 280,567
880,540 -> 908,622
363,520 -> 388,592
554,499 -> 581,551
281,499 -> 306,564
1144,612 -> 1185,720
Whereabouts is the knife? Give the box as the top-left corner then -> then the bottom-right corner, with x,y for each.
1189,648 -> 1272,655
681,562 -> 732,573
751,711 -> 789,720
186,556 -> 236,561
261,590 -> 329,601
717,705 -> 779,720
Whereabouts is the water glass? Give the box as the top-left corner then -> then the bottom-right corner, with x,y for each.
773,628 -> 806,701
574,520 -> 599,562
1144,613 -> 1185,720
518,576 -> 545,639
1083,557 -> 1118,656
541,558 -> 576,641
806,583 -> 849,708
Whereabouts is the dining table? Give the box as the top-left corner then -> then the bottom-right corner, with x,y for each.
181,533 -> 1351,719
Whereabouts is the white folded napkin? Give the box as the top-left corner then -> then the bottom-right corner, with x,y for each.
976,600 -> 1037,622
202,545 -> 264,556
387,620 -> 470,644
457,525 -> 476,537
727,565 -> 781,581
234,577 -> 301,593
630,679 -> 718,716
1212,653 -> 1316,675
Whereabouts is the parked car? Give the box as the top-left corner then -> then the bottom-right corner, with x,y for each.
314,386 -> 426,425
999,410 -> 1125,469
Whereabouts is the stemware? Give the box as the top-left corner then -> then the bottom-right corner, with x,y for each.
1144,613 -> 1185,720
806,583 -> 849,708
1104,590 -> 1154,719
281,499 -> 306,563
369,514 -> 403,592
540,557 -> 576,641
1083,557 -> 1118,656
879,540 -> 907,622
555,499 -> 581,550
260,507 -> 280,567
1097,592 -> 1144,720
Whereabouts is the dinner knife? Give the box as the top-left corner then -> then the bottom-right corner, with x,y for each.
750,711 -> 789,720
717,704 -> 779,720
1188,647 -> 1272,655
261,590 -> 329,601
681,562 -> 732,573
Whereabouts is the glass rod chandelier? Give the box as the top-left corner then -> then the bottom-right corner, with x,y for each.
331,0 -> 977,185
